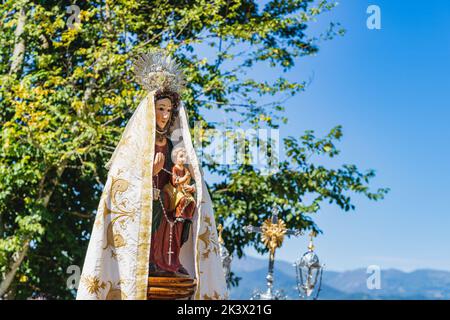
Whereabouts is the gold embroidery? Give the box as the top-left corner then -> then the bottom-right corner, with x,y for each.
105,281 -> 126,300
104,219 -> 127,249
81,275 -> 106,299
135,93 -> 155,300
198,216 -> 220,260
93,192 -> 108,229
203,291 -> 221,300
198,227 -> 211,248
111,178 -> 134,213
102,198 -> 110,218
94,217 -> 102,229
102,178 -> 136,250
103,178 -> 136,216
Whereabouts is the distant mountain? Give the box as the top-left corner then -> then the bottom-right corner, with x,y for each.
229,256 -> 450,300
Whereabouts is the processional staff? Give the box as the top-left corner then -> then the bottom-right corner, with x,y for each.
244,207 -> 303,300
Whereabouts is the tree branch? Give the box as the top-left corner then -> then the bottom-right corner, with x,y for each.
9,4 -> 27,76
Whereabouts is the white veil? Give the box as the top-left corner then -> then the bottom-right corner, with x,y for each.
76,92 -> 228,300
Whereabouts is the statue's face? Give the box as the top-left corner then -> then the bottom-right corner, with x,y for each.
155,98 -> 172,130
176,150 -> 187,165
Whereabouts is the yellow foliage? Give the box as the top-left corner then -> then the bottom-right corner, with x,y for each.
72,100 -> 84,113
33,87 -> 50,97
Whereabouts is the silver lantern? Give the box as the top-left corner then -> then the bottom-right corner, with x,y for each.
294,231 -> 324,299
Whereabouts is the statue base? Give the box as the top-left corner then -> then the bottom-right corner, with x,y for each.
147,276 -> 197,300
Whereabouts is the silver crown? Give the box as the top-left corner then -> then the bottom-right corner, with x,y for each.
133,50 -> 185,93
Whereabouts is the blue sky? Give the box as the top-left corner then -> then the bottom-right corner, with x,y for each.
215,0 -> 450,272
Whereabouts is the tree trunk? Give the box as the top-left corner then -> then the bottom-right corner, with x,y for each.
0,161 -> 67,298
0,240 -> 30,298
0,3 -> 30,300
9,5 -> 27,75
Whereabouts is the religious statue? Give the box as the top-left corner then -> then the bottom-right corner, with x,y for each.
76,50 -> 227,300
150,145 -> 197,277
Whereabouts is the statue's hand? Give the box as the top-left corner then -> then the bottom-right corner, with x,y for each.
183,184 -> 195,194
153,152 -> 165,176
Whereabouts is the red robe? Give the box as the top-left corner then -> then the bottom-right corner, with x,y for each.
149,142 -> 191,273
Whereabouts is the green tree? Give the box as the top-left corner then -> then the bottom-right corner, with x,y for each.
0,0 -> 387,299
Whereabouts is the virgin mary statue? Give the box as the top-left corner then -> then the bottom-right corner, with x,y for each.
76,51 -> 228,300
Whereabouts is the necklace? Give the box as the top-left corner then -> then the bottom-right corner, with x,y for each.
156,125 -> 169,143
158,188 -> 193,266
154,143 -> 179,266
156,134 -> 166,144
158,194 -> 177,265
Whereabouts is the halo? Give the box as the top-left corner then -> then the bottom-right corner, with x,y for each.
132,49 -> 186,93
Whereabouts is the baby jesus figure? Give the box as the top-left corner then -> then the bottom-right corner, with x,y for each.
171,147 -> 196,221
